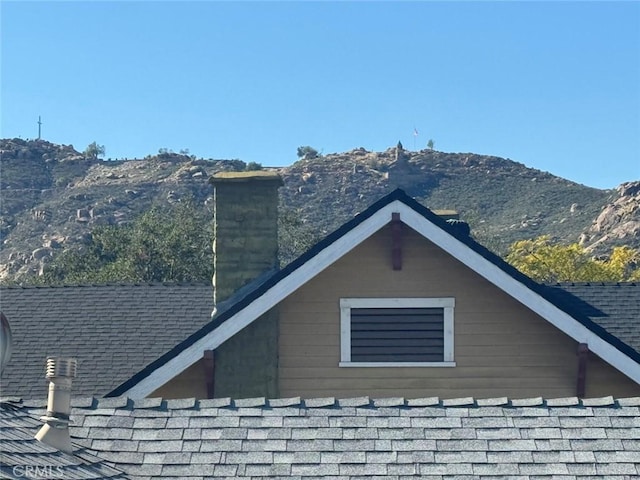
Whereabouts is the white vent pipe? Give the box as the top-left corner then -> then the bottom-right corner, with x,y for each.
35,357 -> 77,454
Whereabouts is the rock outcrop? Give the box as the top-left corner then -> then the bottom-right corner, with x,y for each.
581,181 -> 640,252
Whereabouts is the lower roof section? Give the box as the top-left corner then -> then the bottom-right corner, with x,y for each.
9,395 -> 640,479
0,283 -> 214,399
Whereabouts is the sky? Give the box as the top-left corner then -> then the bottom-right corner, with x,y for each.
1,1 -> 639,190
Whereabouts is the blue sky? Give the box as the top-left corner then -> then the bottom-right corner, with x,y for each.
2,1 -> 639,189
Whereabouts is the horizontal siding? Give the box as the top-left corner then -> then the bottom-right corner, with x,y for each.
278,224 -> 640,399
280,335 -> 339,347
278,374 -> 578,390
274,387 -> 577,400
280,350 -> 577,372
278,366 -> 576,380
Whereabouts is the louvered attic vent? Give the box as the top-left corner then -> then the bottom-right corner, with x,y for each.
339,298 -> 455,367
351,307 -> 445,362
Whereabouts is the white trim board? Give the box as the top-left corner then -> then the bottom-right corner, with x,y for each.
339,297 -> 455,365
121,199 -> 640,397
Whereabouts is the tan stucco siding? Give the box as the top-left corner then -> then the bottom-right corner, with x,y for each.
278,225 -> 640,399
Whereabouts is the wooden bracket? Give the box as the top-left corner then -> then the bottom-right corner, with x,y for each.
576,343 -> 589,398
391,212 -> 402,270
203,350 -> 215,399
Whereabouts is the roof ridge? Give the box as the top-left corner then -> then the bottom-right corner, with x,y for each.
15,395 -> 640,411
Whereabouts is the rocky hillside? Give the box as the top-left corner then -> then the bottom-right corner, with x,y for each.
279,146 -> 614,250
1,138 -> 637,284
580,181 -> 640,252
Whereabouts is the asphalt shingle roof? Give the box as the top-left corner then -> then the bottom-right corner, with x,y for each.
0,400 -> 128,479
545,282 -> 640,354
0,284 -> 214,399
11,395 -> 640,480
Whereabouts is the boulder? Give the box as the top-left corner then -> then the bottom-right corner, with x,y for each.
31,247 -> 52,261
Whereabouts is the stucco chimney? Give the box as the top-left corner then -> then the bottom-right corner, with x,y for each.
35,357 -> 77,454
209,171 -> 283,306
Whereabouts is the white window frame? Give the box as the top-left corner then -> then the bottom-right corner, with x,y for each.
339,297 -> 455,367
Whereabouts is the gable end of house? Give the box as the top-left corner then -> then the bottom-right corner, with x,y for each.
109,190 -> 640,398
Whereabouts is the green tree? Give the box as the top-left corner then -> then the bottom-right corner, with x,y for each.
505,235 -> 640,283
84,141 -> 105,159
278,207 -> 320,267
427,139 -> 434,151
245,161 -> 263,171
37,199 -> 213,285
296,146 -> 319,159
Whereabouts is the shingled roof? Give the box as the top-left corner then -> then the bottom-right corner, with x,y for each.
0,284 -> 213,399
544,282 -> 640,354
10,395 -> 640,479
0,400 -> 128,479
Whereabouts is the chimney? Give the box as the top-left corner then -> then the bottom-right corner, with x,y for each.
35,357 -> 77,454
209,171 -> 283,306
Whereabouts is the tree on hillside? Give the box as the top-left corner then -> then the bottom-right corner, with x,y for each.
427,139 -> 435,151
84,141 -> 105,159
296,146 -> 319,159
245,161 -> 263,171
36,199 -> 213,285
33,201 -> 317,284
505,235 -> 640,283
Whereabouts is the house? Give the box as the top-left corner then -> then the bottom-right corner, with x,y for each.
1,171 -> 640,479
2,172 -> 639,401
109,172 -> 640,400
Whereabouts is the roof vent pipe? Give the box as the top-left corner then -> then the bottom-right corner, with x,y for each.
0,313 -> 12,375
35,357 -> 77,454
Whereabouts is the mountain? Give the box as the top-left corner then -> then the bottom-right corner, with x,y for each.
0,138 -> 637,284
